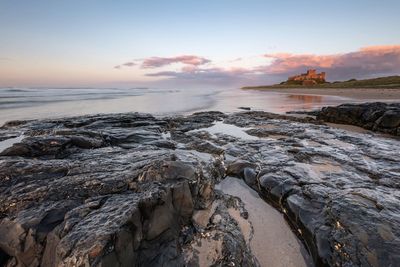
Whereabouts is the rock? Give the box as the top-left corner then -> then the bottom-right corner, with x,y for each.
317,102 -> 400,136
172,181 -> 194,220
0,114 -> 214,266
183,193 -> 259,267
226,160 -> 258,178
139,160 -> 197,182
243,168 -> 257,187
1,109 -> 400,267
187,140 -> 224,155
375,110 -> 400,128
0,112 -> 253,267
286,109 -> 320,116
168,111 -> 226,132
0,134 -> 105,157
224,111 -> 400,267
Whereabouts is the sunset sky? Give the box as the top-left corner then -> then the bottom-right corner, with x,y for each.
1,0 -> 400,88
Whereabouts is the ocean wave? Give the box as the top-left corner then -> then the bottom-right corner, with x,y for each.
0,87 -> 185,110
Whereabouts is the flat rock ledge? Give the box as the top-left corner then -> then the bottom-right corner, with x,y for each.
0,110 -> 399,267
316,102 -> 400,136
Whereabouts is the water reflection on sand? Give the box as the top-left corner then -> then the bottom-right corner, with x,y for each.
287,95 -> 323,109
205,89 -> 350,114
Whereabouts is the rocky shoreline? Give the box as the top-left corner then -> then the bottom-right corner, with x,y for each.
0,104 -> 399,266
317,102 -> 400,136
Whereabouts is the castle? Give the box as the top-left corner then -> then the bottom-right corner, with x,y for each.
287,69 -> 326,85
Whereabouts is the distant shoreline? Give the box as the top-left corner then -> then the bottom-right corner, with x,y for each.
242,75 -> 400,91
241,87 -> 400,100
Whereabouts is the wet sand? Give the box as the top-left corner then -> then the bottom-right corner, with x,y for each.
326,122 -> 371,134
247,88 -> 400,100
216,177 -> 313,267
325,122 -> 400,140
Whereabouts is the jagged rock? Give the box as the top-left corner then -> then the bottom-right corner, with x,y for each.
317,102 -> 400,136
222,112 -> 400,267
226,160 -> 258,178
183,192 -> 259,267
1,109 -> 399,267
0,112 -> 256,267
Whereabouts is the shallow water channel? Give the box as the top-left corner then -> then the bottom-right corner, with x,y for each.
216,177 -> 314,267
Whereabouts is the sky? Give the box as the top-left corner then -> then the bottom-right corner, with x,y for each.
0,0 -> 400,88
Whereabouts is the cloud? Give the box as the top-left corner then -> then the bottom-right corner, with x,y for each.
262,45 -> 400,80
146,67 -> 253,78
115,45 -> 400,87
114,55 -> 210,70
141,55 -> 211,68
114,61 -> 136,69
122,62 -> 136,67
145,67 -> 272,88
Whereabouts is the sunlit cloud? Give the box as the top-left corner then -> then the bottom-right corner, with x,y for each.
262,45 -> 400,80
114,45 -> 400,87
141,55 -> 211,68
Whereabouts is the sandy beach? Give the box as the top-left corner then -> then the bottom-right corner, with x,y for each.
245,88 -> 400,100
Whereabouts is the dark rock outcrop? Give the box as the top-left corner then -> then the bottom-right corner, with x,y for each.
0,112 -> 256,267
221,112 -> 400,267
1,109 -> 400,267
317,102 -> 400,136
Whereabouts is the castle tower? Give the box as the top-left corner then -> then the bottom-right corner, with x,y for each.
307,69 -> 317,77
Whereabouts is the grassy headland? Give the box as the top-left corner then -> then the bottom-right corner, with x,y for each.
242,76 -> 400,89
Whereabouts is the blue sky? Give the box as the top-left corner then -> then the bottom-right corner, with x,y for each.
0,0 -> 399,87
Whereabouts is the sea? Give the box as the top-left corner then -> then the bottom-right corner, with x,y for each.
0,87 -> 361,125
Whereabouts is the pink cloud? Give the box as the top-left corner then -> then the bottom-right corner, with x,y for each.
262,45 -> 400,80
115,45 -> 400,86
141,55 -> 211,68
144,45 -> 400,86
359,45 -> 400,52
263,53 -> 336,73
181,65 -> 198,73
